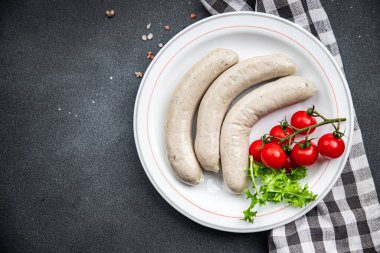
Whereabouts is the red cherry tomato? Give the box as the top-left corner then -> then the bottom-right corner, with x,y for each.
318,133 -> 345,159
283,155 -> 298,172
291,141 -> 319,166
260,143 -> 287,169
291,111 -> 317,135
249,140 -> 263,162
269,125 -> 294,146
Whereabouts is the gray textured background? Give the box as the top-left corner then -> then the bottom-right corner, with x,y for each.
0,0 -> 379,252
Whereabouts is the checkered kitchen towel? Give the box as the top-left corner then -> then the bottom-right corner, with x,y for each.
201,0 -> 380,252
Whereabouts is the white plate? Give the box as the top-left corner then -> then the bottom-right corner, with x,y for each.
134,12 -> 354,232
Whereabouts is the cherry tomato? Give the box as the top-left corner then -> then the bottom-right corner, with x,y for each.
270,125 -> 294,146
291,141 -> 319,166
249,140 -> 263,162
260,143 -> 287,169
318,133 -> 345,159
283,155 -> 298,172
291,111 -> 317,135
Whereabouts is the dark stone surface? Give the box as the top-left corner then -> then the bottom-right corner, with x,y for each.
0,0 -> 378,252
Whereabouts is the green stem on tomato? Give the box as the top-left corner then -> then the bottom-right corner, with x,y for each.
337,117 -> 342,131
313,109 -> 343,132
312,110 -> 328,121
278,117 -> 346,144
288,135 -> 292,147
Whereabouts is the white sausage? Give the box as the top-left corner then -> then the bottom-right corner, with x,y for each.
195,54 -> 296,172
220,76 -> 317,193
165,49 -> 239,185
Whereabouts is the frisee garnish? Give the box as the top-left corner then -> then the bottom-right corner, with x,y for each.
242,156 -> 317,223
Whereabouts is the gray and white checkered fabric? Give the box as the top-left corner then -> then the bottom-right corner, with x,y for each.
201,0 -> 380,252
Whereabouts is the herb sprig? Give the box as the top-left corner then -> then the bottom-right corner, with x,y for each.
242,156 -> 317,223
